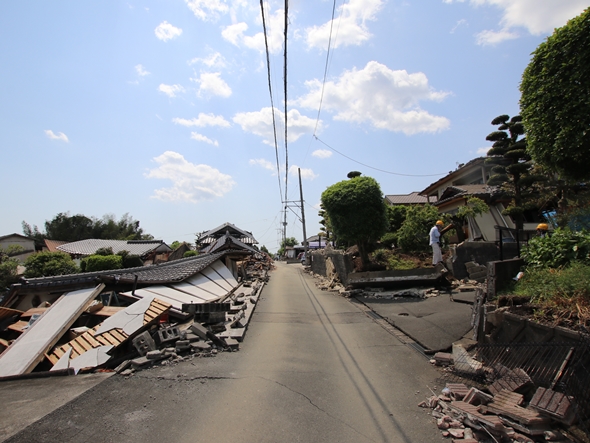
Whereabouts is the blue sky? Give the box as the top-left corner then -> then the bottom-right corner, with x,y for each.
1,1 -> 588,252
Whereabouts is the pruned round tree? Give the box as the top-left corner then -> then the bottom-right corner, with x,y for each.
520,7 -> 590,181
321,175 -> 388,268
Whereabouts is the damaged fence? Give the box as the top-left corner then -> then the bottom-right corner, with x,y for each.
446,338 -> 590,437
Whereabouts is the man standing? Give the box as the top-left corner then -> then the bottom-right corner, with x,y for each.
429,220 -> 445,265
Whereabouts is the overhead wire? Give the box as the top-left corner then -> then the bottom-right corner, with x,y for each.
282,0 -> 289,244
314,135 -> 449,177
259,0 -> 283,203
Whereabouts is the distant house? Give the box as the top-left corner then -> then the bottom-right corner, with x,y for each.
57,239 -> 172,264
197,222 -> 258,252
419,158 -> 517,242
384,192 -> 430,207
42,239 -> 68,253
0,234 -> 37,262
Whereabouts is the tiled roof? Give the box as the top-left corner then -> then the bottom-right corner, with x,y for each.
385,192 -> 430,205
198,222 -> 258,245
57,239 -> 171,257
204,232 -> 259,254
435,184 -> 496,206
16,250 -> 247,289
419,157 -> 487,196
44,239 -> 68,252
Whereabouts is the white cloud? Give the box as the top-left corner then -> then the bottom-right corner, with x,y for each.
249,158 -> 276,173
185,0 -> 229,21
312,149 -> 333,159
135,64 -> 150,77
173,113 -> 231,128
306,0 -> 383,49
145,151 -> 235,202
233,107 -> 319,145
477,147 -> 490,156
450,19 -> 467,33
189,52 -> 226,68
158,84 -> 185,98
289,165 -> 318,180
448,0 -> 588,44
190,132 -> 219,146
154,21 -> 182,41
192,72 -> 232,98
293,61 -> 450,135
44,130 -> 69,142
221,9 -> 283,53
475,28 -> 518,45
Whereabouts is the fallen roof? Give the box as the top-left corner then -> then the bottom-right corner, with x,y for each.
57,239 -> 171,257
2,250 -> 251,307
435,184 -> 497,206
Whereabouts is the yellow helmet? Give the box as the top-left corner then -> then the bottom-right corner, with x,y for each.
536,223 -> 548,231
436,220 -> 444,226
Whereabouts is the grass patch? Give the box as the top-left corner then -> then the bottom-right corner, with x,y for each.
512,261 -> 590,331
371,248 -> 420,270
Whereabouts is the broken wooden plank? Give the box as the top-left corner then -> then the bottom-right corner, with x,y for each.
0,284 -> 104,377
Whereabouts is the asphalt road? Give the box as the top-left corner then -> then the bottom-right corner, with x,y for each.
4,262 -> 444,443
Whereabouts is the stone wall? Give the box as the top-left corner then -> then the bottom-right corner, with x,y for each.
309,249 -> 353,285
446,241 -> 501,280
486,258 -> 524,298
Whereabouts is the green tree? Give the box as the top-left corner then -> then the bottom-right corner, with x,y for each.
260,245 -> 270,254
520,8 -> 590,181
277,237 -> 298,256
24,251 -> 79,278
396,205 -> 440,253
321,175 -> 388,268
22,212 -> 153,242
485,114 -> 542,229
81,255 -> 123,272
445,197 -> 489,243
170,241 -> 182,250
318,203 -> 334,244
0,246 -> 22,294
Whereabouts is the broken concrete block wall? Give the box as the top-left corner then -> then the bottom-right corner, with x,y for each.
309,250 -> 353,285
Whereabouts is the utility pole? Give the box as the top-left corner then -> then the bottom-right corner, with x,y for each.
298,168 -> 308,264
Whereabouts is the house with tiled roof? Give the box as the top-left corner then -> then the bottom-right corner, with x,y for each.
57,239 -> 172,262
2,249 -> 251,316
197,222 -> 257,248
419,158 -> 516,242
0,234 -> 37,262
384,192 -> 430,206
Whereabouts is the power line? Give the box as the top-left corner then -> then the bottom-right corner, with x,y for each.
282,0 -> 289,246
259,0 -> 283,203
312,0 -> 339,137
314,135 -> 448,177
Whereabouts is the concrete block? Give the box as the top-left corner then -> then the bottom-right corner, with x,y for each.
469,270 -> 488,281
131,356 -> 154,369
132,331 -> 156,356
191,342 -> 211,351
190,322 -> 209,340
157,326 -> 181,345
224,338 -> 239,351
146,350 -> 164,360
185,333 -> 200,342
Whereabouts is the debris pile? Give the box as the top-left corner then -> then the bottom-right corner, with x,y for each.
0,251 -> 268,380
424,343 -> 589,442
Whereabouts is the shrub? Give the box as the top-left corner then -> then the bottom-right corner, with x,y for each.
184,251 -> 198,258
396,205 -> 440,253
24,251 -> 79,278
380,232 -> 397,248
82,254 -> 123,272
95,247 -> 115,256
521,228 -> 590,269
122,254 -> 143,268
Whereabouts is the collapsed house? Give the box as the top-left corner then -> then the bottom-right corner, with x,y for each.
0,246 -> 272,379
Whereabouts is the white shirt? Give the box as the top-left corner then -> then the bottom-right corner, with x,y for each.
429,226 -> 441,245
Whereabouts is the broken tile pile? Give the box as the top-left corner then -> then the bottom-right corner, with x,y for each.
0,271 -> 265,380
422,346 -> 585,442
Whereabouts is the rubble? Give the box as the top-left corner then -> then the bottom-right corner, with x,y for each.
0,250 -> 269,380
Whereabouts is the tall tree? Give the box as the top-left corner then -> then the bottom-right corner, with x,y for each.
321,175 -> 388,269
485,114 -> 541,230
520,7 -> 590,181
22,212 -> 153,242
